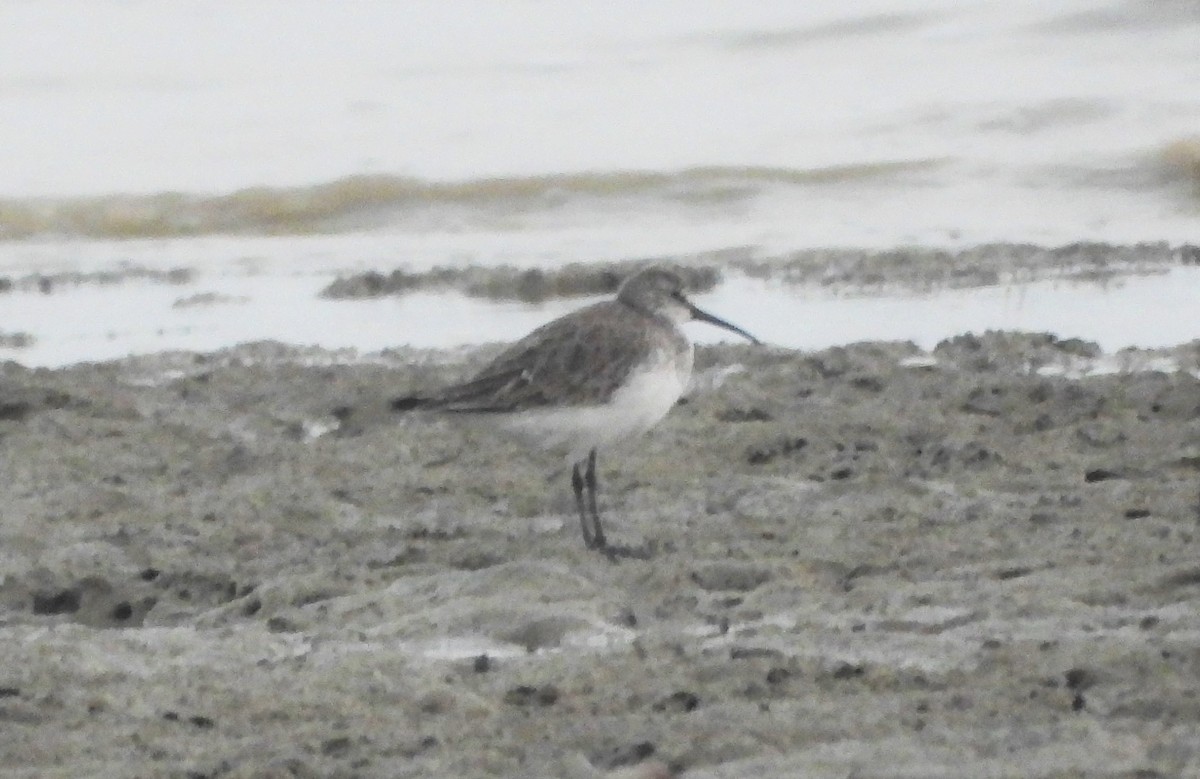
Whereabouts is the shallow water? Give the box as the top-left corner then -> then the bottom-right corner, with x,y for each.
4,263 -> 1199,367
702,268 -> 1200,352
1,2 -> 1197,367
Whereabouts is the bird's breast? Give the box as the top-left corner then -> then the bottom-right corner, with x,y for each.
606,341 -> 693,435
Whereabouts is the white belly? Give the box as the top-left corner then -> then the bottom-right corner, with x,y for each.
499,344 -> 693,463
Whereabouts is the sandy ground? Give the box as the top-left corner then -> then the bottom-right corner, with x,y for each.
3,323 -> 1200,777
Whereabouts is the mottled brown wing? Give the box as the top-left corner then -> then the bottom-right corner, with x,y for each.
427,302 -> 654,412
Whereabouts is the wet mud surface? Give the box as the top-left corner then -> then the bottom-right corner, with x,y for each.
2,332 -> 1200,777
320,242 -> 1199,301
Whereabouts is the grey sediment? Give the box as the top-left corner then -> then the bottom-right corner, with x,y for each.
2,243 -> 1200,776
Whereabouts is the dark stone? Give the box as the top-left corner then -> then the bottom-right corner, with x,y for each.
602,742 -> 656,770
746,436 -> 808,465
831,662 -> 865,680
717,406 -> 773,423
962,386 -> 1005,416
850,375 -> 885,392
322,736 -> 352,757
1065,667 -> 1097,691
266,616 -> 299,633
390,396 -> 424,412
729,647 -> 784,661
0,402 -> 31,421
32,588 -> 81,615
652,691 -> 699,712
503,684 -> 558,707
1160,567 -> 1200,588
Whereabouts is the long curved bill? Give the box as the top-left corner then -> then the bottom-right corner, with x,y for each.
686,301 -> 761,345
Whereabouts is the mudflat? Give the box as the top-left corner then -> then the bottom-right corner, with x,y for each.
2,328 -> 1199,777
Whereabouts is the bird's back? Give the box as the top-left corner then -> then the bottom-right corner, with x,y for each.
419,300 -> 686,413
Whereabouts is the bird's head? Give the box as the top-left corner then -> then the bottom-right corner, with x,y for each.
617,267 -> 760,344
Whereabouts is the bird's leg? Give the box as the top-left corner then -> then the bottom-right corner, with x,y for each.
584,448 -> 606,549
571,459 -> 594,548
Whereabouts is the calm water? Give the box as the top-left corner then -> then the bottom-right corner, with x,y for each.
5,266 -> 1200,368
1,1 -> 1197,364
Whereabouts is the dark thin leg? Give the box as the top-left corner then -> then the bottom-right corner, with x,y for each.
571,460 -> 593,548
584,448 -> 605,549
569,450 -> 651,561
